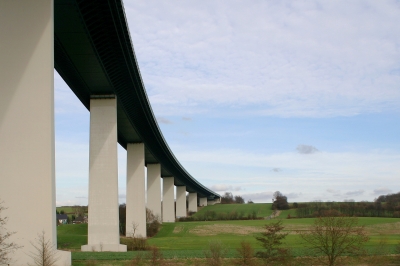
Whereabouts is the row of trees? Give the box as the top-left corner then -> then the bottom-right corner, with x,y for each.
220,192 -> 245,204
294,200 -> 400,218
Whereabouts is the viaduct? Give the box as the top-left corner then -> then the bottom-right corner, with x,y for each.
0,0 -> 220,264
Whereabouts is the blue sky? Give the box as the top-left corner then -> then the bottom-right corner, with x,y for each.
55,0 -> 400,206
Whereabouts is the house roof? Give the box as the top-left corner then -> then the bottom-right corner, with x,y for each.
56,214 -> 68,220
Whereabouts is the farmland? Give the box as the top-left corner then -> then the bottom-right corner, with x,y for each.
57,205 -> 400,265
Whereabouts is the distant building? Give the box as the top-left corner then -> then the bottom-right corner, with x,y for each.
56,214 -> 68,224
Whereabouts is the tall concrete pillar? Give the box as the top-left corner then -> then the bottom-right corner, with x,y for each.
147,164 -> 162,220
126,143 -> 146,238
162,177 -> 175,222
199,197 -> 208,207
176,186 -> 187,218
81,97 -> 126,252
0,1 -> 71,264
188,192 -> 198,213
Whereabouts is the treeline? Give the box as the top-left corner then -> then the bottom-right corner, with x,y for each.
220,192 -> 245,204
295,200 -> 400,218
178,209 -> 260,222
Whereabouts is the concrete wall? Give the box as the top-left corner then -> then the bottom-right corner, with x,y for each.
162,177 -> 175,222
0,1 -> 71,264
176,186 -> 187,217
126,143 -> 146,237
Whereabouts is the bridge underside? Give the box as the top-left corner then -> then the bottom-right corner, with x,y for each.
54,0 -> 219,199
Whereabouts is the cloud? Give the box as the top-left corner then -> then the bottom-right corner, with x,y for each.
182,117 -> 192,121
344,190 -> 364,197
209,184 -> 242,192
241,192 -> 274,203
326,189 -> 340,194
373,188 -> 392,195
125,0 -> 400,118
272,168 -> 282,172
296,145 -> 319,154
157,117 -> 173,124
286,192 -> 302,199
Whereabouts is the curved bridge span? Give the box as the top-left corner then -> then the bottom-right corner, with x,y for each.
55,0 -> 219,202
0,0 -> 219,264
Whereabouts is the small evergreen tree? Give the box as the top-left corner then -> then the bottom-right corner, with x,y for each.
255,220 -> 290,265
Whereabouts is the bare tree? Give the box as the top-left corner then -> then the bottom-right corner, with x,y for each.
299,215 -> 369,266
129,221 -> 139,238
29,231 -> 58,266
0,199 -> 21,265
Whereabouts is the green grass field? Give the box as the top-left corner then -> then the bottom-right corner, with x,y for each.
58,215 -> 400,264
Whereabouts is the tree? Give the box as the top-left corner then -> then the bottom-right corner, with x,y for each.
221,192 -> 234,204
255,220 -> 289,264
272,191 -> 289,210
299,215 -> 369,266
234,195 -> 245,204
29,231 -> 58,266
0,199 -> 21,265
72,205 -> 87,217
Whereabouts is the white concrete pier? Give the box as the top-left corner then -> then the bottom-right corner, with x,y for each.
188,192 -> 198,213
147,164 -> 162,220
199,197 -> 208,207
0,1 -> 71,264
126,143 -> 146,238
176,186 -> 187,218
162,177 -> 175,222
81,97 -> 126,252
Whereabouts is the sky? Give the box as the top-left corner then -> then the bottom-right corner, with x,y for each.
55,0 -> 400,206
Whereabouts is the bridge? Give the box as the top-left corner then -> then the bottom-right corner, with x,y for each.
0,0 -> 219,264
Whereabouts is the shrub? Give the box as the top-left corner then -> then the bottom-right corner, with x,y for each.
235,240 -> 255,266
204,241 -> 227,266
147,220 -> 161,238
126,237 -> 148,251
146,246 -> 164,266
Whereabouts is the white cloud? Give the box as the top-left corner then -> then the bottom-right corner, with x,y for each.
177,147 -> 400,202
210,184 -> 242,192
124,0 -> 400,118
297,145 -> 319,154
373,188 -> 392,195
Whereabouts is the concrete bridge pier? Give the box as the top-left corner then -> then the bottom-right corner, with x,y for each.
126,143 -> 146,238
199,197 -> 208,207
81,97 -> 126,252
176,186 -> 187,218
162,177 -> 175,222
0,1 -> 71,264
188,192 -> 198,213
147,164 -> 162,221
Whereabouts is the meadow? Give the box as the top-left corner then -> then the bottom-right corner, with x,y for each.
57,204 -> 400,265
